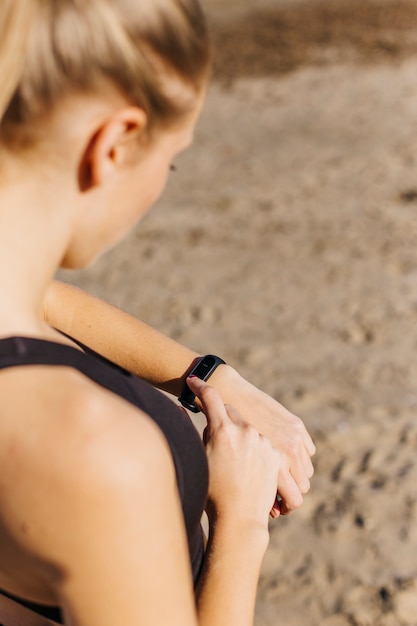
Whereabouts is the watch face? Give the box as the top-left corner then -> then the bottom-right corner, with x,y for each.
193,356 -> 218,379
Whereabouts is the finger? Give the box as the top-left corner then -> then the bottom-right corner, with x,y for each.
276,466 -> 304,514
288,446 -> 313,494
303,450 -> 315,480
270,494 -> 281,519
186,376 -> 230,431
281,406 -> 316,458
304,431 -> 316,457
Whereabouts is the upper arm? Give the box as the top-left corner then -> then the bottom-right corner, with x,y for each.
56,412 -> 198,626
6,381 -> 199,626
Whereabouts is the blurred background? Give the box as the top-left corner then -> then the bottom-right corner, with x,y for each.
59,1 -> 417,624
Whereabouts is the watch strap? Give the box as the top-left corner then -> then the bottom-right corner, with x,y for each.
178,354 -> 226,413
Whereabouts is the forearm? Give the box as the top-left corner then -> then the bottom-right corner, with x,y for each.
44,280 -> 200,395
196,519 -> 268,626
45,282 -> 314,514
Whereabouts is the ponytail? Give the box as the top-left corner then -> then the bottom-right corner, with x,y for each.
1,0 -> 210,146
0,0 -> 33,122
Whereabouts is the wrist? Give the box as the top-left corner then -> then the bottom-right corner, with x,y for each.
208,512 -> 270,558
207,499 -> 270,543
178,354 -> 227,412
201,362 -> 242,404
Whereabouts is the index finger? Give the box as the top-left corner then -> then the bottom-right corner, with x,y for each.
186,376 -> 230,431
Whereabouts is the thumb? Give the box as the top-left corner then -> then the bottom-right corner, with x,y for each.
186,376 -> 231,432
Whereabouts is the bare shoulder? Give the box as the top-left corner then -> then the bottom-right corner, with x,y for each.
1,362 -> 170,442
0,363 -> 172,463
0,367 -> 195,621
0,364 -> 175,559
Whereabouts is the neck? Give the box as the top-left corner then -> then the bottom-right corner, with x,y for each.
0,160 -> 74,337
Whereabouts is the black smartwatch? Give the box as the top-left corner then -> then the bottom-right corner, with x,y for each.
178,354 -> 226,413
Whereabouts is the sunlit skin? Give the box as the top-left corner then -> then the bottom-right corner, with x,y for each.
42,89 -> 315,516
0,81 -> 285,626
45,278 -> 315,514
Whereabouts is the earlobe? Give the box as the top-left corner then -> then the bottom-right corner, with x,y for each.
78,106 -> 148,192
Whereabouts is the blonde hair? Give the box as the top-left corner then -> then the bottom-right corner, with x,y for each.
0,0 -> 34,121
1,0 -> 210,146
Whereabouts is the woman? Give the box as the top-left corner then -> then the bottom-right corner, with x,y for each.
0,1 -> 309,625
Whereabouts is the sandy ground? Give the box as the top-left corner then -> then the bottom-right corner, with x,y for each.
59,1 -> 417,624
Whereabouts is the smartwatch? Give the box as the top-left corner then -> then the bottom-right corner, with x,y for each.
178,354 -> 226,413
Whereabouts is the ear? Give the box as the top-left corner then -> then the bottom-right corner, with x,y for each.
79,106 -> 148,192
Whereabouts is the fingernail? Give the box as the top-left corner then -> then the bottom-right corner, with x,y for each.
187,375 -> 198,380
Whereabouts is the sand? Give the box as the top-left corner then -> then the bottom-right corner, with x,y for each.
59,1 -> 417,623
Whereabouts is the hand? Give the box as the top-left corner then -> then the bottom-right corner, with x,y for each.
187,376 -> 282,530
204,365 -> 316,515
